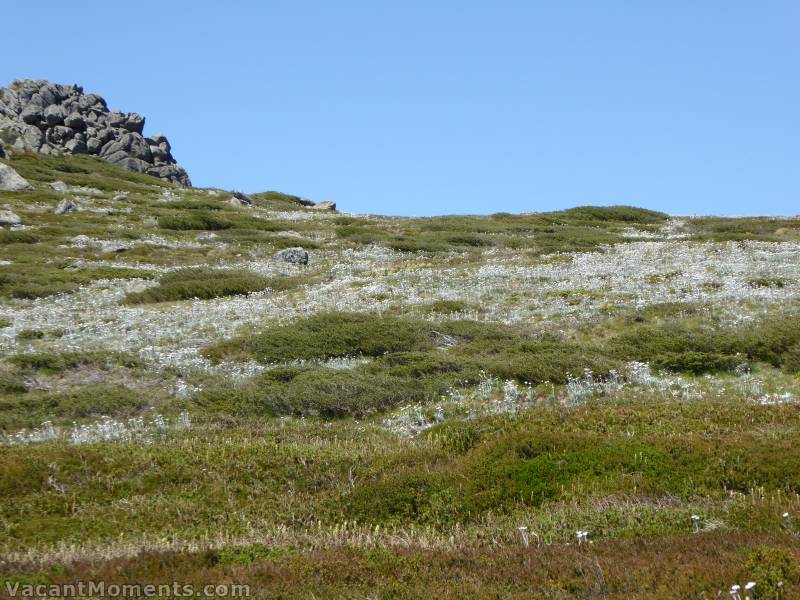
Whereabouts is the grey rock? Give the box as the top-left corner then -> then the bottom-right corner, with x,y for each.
65,137 -> 87,154
20,103 -> 43,125
20,125 -> 45,151
104,150 -> 132,164
44,104 -> 67,126
38,84 -> 62,106
0,163 -> 33,191
86,137 -> 104,154
78,93 -> 107,111
0,141 -> 5,159
146,164 -> 191,187
100,137 -> 128,157
50,180 -> 70,192
95,128 -> 115,144
232,191 -> 253,204
310,200 -> 337,211
127,134 -> 152,162
64,112 -> 87,131
106,112 -> 126,127
1,79 -> 192,186
114,157 -> 151,173
227,196 -> 250,209
149,144 -> 170,162
149,132 -> 168,145
123,112 -> 145,133
54,198 -> 79,215
47,126 -> 74,145
0,210 -> 21,226
273,247 -> 309,265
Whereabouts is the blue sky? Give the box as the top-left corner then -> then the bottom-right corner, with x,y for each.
2,1 -> 798,216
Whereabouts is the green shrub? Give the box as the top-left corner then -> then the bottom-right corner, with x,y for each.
207,543 -> 290,566
0,385 -> 148,430
650,351 -> 741,374
0,265 -> 152,299
0,375 -> 27,394
124,268 -> 285,304
196,367 -> 430,418
422,299 -> 469,314
347,471 -> 449,523
748,277 -> 786,288
557,205 -> 669,224
8,351 -> 142,374
745,546 -> 797,598
454,338 -> 618,384
16,329 -> 44,340
157,212 -> 233,230
781,344 -> 800,374
205,312 -> 434,364
0,231 -> 39,244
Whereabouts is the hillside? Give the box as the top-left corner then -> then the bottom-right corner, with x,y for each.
1,150 -> 800,598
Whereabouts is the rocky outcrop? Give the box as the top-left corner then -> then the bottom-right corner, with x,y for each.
0,163 -> 33,191
0,79 -> 191,186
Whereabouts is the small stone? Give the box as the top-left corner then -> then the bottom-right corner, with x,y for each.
228,196 -> 250,209
54,198 -> 79,215
0,163 -> 33,191
0,210 -> 22,226
310,200 -> 337,211
231,191 -> 253,204
49,180 -> 69,192
273,247 -> 309,265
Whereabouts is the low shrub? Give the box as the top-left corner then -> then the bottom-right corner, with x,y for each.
124,268 -> 285,304
205,312 -> 434,364
157,212 -> 233,231
8,350 -> 142,374
0,384 -> 148,430
0,230 -> 39,244
745,546 -> 798,598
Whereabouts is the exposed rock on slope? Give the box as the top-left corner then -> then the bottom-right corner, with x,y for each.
0,163 -> 33,191
0,79 -> 191,186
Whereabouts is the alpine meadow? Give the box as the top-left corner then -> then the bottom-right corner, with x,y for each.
1,73 -> 799,600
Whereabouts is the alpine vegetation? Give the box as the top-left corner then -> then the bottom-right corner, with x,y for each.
1,87 -> 800,598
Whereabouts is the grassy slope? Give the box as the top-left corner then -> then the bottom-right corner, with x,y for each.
1,151 -> 800,598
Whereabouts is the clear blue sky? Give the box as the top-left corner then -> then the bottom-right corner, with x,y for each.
2,1 -> 798,216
